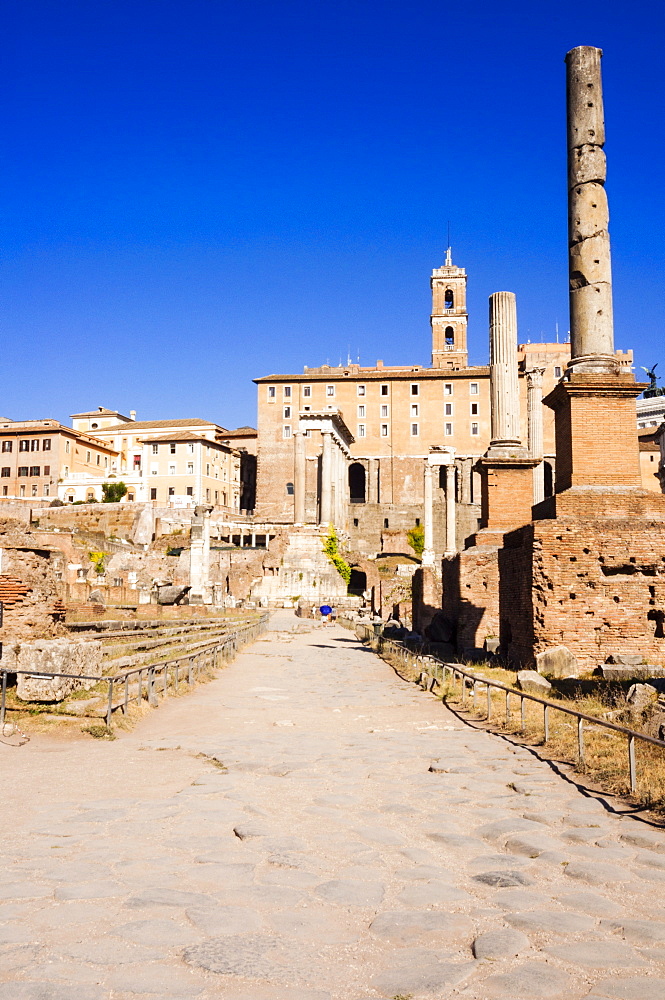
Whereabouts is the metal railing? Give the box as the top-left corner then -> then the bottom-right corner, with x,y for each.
372,633 -> 665,794
0,614 -> 269,730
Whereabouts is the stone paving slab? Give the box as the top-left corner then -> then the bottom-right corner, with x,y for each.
1,611 -> 665,999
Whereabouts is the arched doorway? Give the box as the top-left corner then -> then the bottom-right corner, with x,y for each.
543,461 -> 554,498
348,463 -> 366,503
348,568 -> 366,596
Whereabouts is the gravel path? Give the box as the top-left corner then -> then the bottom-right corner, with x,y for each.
2,611 -> 665,999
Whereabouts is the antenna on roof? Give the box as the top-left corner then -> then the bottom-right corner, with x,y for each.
445,221 -> 452,265
555,320 -> 559,343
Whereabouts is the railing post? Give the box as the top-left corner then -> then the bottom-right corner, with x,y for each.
520,696 -> 526,731
0,671 -> 6,728
486,684 -> 491,720
106,678 -> 114,727
163,664 -> 168,695
472,680 -> 477,709
543,704 -> 549,742
461,675 -> 466,705
578,717 -> 585,769
124,674 -> 129,712
137,669 -> 142,705
188,658 -> 193,685
628,735 -> 637,793
505,691 -> 510,724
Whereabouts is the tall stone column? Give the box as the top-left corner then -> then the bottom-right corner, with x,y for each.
320,431 -> 333,525
444,464 -> 456,555
422,463 -> 435,567
293,431 -> 306,523
489,292 -> 521,447
566,46 -> 615,374
527,368 -> 546,504
368,459 -> 379,504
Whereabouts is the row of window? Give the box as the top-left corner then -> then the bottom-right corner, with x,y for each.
269,382 -> 481,401
1,484 -> 50,497
1,466 -> 51,477
2,439 -> 52,453
283,421 -> 481,439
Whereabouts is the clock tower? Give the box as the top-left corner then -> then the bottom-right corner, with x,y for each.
430,248 -> 469,369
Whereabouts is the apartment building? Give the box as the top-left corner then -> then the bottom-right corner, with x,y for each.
0,419 -> 118,501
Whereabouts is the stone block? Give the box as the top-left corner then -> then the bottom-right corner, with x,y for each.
15,639 -> 103,702
626,683 -> 659,711
607,654 -> 645,666
597,664 -> 665,681
535,644 -> 578,678
484,636 -> 500,654
517,671 -> 552,696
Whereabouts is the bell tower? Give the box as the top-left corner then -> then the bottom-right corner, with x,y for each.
430,248 -> 469,369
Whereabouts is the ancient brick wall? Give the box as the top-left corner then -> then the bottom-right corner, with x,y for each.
0,519 -> 65,641
444,546 -> 500,653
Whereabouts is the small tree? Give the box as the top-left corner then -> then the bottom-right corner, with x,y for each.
407,523 -> 425,558
322,526 -> 352,585
102,481 -> 128,503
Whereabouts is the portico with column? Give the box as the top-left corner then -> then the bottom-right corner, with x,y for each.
422,447 -> 457,566
294,410 -> 354,532
526,367 -> 546,503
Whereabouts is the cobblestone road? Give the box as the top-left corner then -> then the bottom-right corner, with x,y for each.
2,612 -> 665,999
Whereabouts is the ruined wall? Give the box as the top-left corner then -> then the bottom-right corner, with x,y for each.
0,519 -> 65,641
526,518 -> 665,669
444,546 -> 501,654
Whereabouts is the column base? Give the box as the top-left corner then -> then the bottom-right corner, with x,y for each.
479,454 -> 541,533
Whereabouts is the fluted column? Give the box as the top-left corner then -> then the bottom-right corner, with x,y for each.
566,46 -> 616,373
422,463 -> 435,567
444,464 -> 456,555
320,431 -> 333,525
294,431 -> 306,523
489,292 -> 521,446
527,368 -> 546,504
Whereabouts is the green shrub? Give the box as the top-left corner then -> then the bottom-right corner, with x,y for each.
322,526 -> 351,585
407,523 -> 425,557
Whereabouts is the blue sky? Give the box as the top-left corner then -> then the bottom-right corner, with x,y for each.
2,1 -> 663,429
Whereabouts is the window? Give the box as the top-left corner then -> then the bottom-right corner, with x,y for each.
411,384 -> 419,396
151,463 -> 158,475
96,454 -> 100,465
206,464 -> 210,476
284,406 -> 291,418
357,424 -> 366,438
64,466 -> 69,476
91,423 -> 98,430
31,485 -> 38,496
169,487 -> 175,496
303,405 -> 311,411
187,462 -> 194,474
152,443 -> 158,454
170,443 -> 176,454
19,485 -> 25,497
381,404 -> 389,418
214,491 -> 219,502
286,482 -> 294,495
415,518 -> 420,526
43,485 -> 49,496
30,440 -> 39,452
445,423 -> 453,436
380,384 -> 389,396
1,486 -> 6,496
384,518 -> 389,529
411,423 -> 419,436
168,464 -> 176,475
29,466 -> 39,476
357,384 -> 366,396
86,451 -> 91,463
186,486 -> 193,496
150,488 -> 157,500
19,441 -> 29,452
380,424 -> 389,437
303,385 -> 311,398
444,383 -> 453,396
188,442 -> 194,453
268,386 -> 276,399
205,488 -> 210,501
411,404 -> 419,417
471,422 -> 479,436
44,465 -> 50,475
104,457 -> 108,466
445,326 -> 455,345
283,425 -> 291,438
357,404 -> 365,417
1,441 -> 11,453
65,440 -> 70,453
471,402 -> 479,415
353,518 -> 359,527
283,385 -> 291,398
444,289 -> 454,309
326,385 -> 335,397
0,468 -> 9,477
554,366 -> 562,377
470,382 -> 479,395
18,466 -> 28,476
42,439 -> 51,451
445,402 -> 453,416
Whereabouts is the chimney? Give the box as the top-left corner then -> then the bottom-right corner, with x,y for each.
130,410 -> 136,421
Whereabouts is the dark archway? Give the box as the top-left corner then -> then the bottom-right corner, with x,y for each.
348,568 -> 367,595
445,326 -> 454,345
349,462 -> 366,503
444,289 -> 454,309
543,461 -> 554,497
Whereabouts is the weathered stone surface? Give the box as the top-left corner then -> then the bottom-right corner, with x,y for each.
315,879 -> 385,907
16,639 -> 102,701
547,940 -> 645,968
504,832 -> 564,857
371,952 -> 476,995
369,910 -> 474,944
396,880 -> 471,906
597,664 -> 665,681
112,917 -> 201,946
516,671 -> 552,696
535,645 -> 579,678
506,908 -> 595,934
588,978 -> 665,1000
620,828 -> 665,854
564,860 -> 631,884
601,918 -> 665,944
607,654 -> 646,666
482,960 -> 572,997
473,928 -> 530,960
473,870 -> 534,888
0,986 -> 106,1000
626,683 -> 659,710
183,935 -> 283,978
